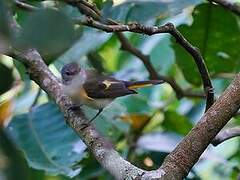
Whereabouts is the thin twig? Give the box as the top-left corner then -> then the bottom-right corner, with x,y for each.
71,2 -> 214,111
30,88 -> 42,109
6,1 -> 240,179
15,0 -> 38,11
116,32 -> 205,99
13,1 -> 206,100
208,0 -> 240,16
168,24 -> 214,111
212,127 -> 240,146
65,0 -> 101,21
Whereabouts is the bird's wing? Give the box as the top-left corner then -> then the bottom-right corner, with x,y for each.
83,76 -> 137,99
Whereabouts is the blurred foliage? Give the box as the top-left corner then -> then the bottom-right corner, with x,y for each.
0,0 -> 239,179
6,103 -> 86,177
16,9 -> 75,63
173,3 -> 240,85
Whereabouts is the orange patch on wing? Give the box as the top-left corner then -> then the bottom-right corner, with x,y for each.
128,83 -> 152,90
79,87 -> 94,101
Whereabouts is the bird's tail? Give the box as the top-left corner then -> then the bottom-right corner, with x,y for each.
125,80 -> 164,90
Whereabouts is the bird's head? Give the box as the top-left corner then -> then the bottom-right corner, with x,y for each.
61,62 -> 81,84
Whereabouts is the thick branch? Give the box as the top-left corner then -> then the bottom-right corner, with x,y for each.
12,1 -> 240,179
11,49 -> 145,179
159,73 -> 240,179
208,0 -> 240,16
8,48 -> 240,180
212,127 -> 240,146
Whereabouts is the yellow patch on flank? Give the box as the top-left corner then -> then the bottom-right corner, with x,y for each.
79,87 -> 94,101
102,80 -> 118,89
128,83 -> 152,90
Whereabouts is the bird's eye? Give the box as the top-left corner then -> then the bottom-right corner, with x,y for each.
65,72 -> 71,75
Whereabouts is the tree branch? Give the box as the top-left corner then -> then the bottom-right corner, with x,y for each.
10,49 -> 240,179
11,1 -> 240,179
71,2 -> 214,112
159,73 -> 240,179
116,32 -> 205,99
212,127 -> 240,146
14,0 -> 38,11
13,0 -> 208,101
10,48 -> 147,179
208,0 -> 240,16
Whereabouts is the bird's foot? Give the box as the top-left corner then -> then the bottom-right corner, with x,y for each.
68,104 -> 83,111
80,123 -> 91,131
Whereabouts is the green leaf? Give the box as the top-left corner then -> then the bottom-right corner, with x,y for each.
0,1 -> 12,53
103,0 -> 201,23
117,88 -> 154,114
82,102 -> 129,141
17,9 -> 75,61
55,28 -> 111,69
173,4 -> 240,85
6,102 -> 86,177
0,128 -> 31,180
163,110 -> 193,135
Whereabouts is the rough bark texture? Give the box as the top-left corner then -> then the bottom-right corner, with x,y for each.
13,49 -> 145,179
12,48 -> 240,179
159,73 -> 240,179
7,0 -> 240,178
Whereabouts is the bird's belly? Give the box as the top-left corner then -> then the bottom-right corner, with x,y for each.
81,98 -> 112,109
63,85 -> 112,109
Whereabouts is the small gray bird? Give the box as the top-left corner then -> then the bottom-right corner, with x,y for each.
61,62 -> 164,122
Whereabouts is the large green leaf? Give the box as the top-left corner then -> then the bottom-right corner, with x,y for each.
6,102 -> 86,177
103,0 -> 201,23
82,101 -> 129,141
163,110 -> 193,135
173,4 -> 240,85
16,9 -> 75,61
55,28 -> 111,69
0,0 -> 12,53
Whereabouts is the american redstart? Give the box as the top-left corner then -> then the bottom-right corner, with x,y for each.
61,62 -> 164,122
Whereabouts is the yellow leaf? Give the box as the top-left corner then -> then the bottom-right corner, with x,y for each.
0,99 -> 12,127
119,114 -> 151,130
0,81 -> 22,127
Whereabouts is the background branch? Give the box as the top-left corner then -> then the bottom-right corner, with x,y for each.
212,127 -> 240,146
159,73 -> 240,179
14,0 -> 38,11
10,48 -> 147,179
9,1 -> 240,179
116,32 -> 205,99
208,0 -> 240,16
10,48 -> 240,179
69,1 -> 214,111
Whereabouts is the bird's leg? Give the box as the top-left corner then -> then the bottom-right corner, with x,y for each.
89,109 -> 103,123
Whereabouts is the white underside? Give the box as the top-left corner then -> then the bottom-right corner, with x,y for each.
82,98 -> 113,109
63,84 -> 112,109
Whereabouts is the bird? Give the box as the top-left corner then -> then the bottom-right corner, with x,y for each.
61,62 -> 164,122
